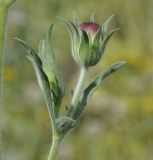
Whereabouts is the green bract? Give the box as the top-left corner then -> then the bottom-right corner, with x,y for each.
62,15 -> 119,68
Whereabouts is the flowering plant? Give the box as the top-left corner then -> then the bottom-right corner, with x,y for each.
16,14 -> 125,160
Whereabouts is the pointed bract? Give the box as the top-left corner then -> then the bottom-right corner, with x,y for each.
102,14 -> 115,36
100,28 -> 120,53
90,12 -> 95,22
73,12 -> 80,26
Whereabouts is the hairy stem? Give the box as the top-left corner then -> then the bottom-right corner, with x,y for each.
0,0 -> 16,159
0,3 -> 8,159
47,67 -> 87,160
48,136 -> 61,160
70,67 -> 88,114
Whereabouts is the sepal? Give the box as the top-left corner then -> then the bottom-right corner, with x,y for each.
100,28 -> 120,55
90,13 -> 95,23
102,14 -> 115,36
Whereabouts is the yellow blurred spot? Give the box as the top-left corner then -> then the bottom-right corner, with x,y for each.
4,66 -> 18,81
141,96 -> 153,112
128,96 -> 153,113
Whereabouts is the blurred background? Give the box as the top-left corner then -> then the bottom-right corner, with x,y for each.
3,0 -> 153,159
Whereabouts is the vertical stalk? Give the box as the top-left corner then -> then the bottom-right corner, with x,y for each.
48,136 -> 61,160
0,0 -> 16,159
71,67 -> 87,107
0,3 -> 8,159
47,67 -> 88,160
69,67 -> 88,116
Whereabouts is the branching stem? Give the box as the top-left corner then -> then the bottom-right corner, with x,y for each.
47,67 -> 88,160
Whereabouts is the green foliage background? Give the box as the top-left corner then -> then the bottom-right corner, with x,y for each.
4,0 -> 153,159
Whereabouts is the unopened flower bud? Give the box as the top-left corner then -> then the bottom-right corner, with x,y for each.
63,15 -> 118,68
79,22 -> 101,37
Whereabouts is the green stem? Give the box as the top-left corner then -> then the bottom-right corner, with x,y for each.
0,1 -> 16,159
70,67 -> 88,113
0,4 -> 9,83
0,3 -> 8,160
47,67 -> 87,160
48,136 -> 62,160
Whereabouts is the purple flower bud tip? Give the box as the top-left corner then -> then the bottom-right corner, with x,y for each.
79,22 -> 100,35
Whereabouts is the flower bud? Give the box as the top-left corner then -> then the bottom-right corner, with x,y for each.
79,22 -> 101,37
63,15 -> 118,68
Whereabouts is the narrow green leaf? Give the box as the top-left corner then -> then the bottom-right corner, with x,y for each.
15,38 -> 43,89
38,25 -> 65,117
73,61 -> 126,119
84,61 -> 126,99
45,24 -> 65,97
15,38 -> 57,130
15,38 -> 41,64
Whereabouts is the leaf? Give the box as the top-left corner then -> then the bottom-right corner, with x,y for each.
15,38 -> 57,129
40,25 -> 65,96
15,38 -> 43,88
38,25 -> 65,117
73,61 -> 126,119
45,25 -> 64,91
